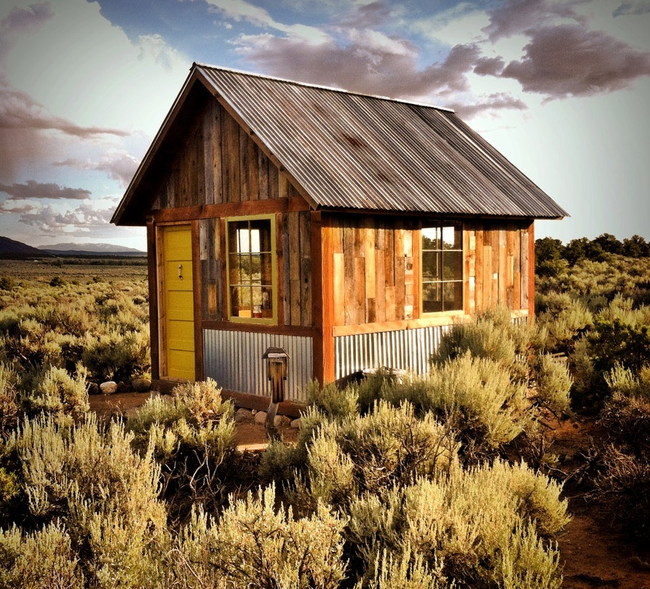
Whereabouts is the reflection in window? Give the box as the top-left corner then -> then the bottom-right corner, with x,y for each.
421,222 -> 463,313
228,218 -> 274,320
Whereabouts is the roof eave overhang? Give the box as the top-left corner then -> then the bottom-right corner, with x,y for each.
111,66 -> 204,226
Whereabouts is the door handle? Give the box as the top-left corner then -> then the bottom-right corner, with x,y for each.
178,264 -> 183,280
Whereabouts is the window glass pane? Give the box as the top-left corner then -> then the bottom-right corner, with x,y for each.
443,282 -> 463,311
442,226 -> 456,250
443,251 -> 463,281
422,283 -> 442,313
422,227 -> 439,250
422,251 -> 439,282
228,218 -> 274,321
260,253 -> 272,284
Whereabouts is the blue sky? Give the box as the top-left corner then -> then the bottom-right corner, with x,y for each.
1,0 -> 649,250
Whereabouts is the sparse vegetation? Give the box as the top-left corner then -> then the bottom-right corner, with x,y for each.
0,243 -> 649,585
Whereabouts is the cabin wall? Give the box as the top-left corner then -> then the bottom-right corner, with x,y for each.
148,93 -> 316,400
320,214 -> 534,382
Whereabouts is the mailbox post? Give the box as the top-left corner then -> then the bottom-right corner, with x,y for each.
262,347 -> 289,440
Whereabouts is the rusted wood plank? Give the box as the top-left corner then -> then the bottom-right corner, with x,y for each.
474,225 -> 485,313
212,102 -> 223,204
364,218 -> 376,301
527,221 -> 535,318
333,252 -> 345,327
258,148 -> 269,200
411,225 -> 421,319
319,216 -> 336,383
269,162 -> 279,200
491,227 -> 500,308
282,213 -> 291,326
354,257 -> 366,325
374,225 -> 386,323
498,228 -> 507,305
299,211 -> 312,327
513,225 -> 521,311
343,221 -> 356,325
222,111 -> 240,203
521,226 -> 529,312
278,171 -> 289,200
203,104 -> 215,206
196,113 -> 205,207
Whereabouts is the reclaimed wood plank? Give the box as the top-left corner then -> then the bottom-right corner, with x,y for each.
299,211 -> 312,327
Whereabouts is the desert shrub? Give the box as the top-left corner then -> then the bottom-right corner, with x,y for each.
303,401 -> 457,506
431,313 -> 516,368
393,354 -> 530,456
535,293 -> 592,354
306,379 -> 358,418
0,365 -> 19,435
0,522 -> 84,588
169,485 -> 348,589
530,354 -> 572,416
7,414 -> 168,586
367,546 -> 447,589
595,445 -> 650,541
18,365 -> 89,419
82,327 -> 150,382
346,461 -> 566,588
128,380 -> 237,515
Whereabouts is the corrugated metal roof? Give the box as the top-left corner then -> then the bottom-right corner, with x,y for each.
196,64 -> 567,219
112,63 -> 567,225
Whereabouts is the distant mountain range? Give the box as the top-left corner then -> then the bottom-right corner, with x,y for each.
0,236 -> 145,258
40,242 -> 145,256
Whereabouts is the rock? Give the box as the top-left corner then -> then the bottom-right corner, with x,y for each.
274,415 -> 291,428
254,411 -> 268,424
100,381 -> 118,395
86,382 -> 100,395
235,408 -> 253,423
117,381 -> 128,393
132,378 -> 151,392
290,418 -> 302,429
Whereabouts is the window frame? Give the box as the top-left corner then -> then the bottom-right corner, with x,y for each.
419,220 -> 464,316
225,214 -> 278,325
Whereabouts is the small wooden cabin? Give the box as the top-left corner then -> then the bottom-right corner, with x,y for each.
112,63 -> 567,410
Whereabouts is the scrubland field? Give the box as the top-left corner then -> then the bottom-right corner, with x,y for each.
0,243 -> 649,588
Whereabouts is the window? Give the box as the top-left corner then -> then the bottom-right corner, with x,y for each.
227,216 -> 276,322
421,222 -> 463,313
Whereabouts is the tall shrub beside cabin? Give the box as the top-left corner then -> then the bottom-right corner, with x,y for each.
112,63 -> 567,411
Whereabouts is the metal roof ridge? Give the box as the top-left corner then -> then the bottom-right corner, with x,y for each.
193,62 -> 455,113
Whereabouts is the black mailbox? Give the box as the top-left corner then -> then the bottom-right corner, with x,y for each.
262,347 -> 289,403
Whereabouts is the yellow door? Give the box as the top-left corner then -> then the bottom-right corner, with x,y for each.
162,225 -> 195,380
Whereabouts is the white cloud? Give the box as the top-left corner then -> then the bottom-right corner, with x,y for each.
206,0 -> 330,44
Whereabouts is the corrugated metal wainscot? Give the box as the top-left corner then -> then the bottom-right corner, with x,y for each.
334,325 -> 452,381
203,330 -> 313,402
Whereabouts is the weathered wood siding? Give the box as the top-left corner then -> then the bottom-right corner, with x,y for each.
328,215 -> 416,327
151,95 -> 313,329
324,215 -> 533,330
465,220 -> 532,316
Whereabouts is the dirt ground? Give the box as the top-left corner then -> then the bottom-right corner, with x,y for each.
88,392 -> 650,587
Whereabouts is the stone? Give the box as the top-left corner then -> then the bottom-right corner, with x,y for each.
274,415 -> 291,428
235,408 -> 253,423
254,411 -> 268,424
100,381 -> 118,395
132,378 -> 151,393
86,382 -> 100,395
290,418 -> 302,429
117,381 -> 128,393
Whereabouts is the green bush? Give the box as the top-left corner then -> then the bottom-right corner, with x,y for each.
18,365 -> 89,419
531,354 -> 572,416
8,415 -> 168,586
128,380 -> 237,515
396,354 -> 530,455
346,461 -> 567,588
0,522 -> 84,589
304,401 -> 457,505
82,328 -> 150,382
170,485 -> 348,589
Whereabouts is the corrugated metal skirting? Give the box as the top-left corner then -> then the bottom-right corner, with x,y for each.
203,330 -> 313,402
334,325 -> 451,380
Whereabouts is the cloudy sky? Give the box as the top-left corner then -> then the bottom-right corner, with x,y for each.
1,0 -> 649,250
